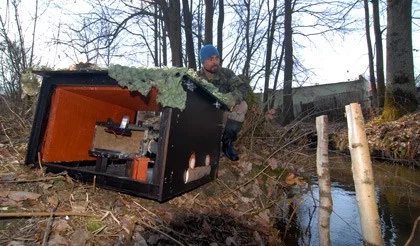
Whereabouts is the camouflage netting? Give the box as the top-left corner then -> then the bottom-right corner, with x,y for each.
108,64 -> 235,110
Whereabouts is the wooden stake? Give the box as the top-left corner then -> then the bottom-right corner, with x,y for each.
316,115 -> 333,246
37,152 -> 44,176
345,103 -> 383,246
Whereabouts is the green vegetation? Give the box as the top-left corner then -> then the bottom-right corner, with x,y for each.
85,218 -> 103,232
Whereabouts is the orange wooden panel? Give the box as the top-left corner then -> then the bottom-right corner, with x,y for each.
42,86 -> 158,162
61,86 -> 159,111
131,157 -> 149,181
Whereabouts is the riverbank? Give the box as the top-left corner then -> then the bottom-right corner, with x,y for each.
330,111 -> 420,167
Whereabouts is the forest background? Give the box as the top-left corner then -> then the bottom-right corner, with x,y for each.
0,0 -> 419,124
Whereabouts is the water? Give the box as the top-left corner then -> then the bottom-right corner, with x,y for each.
281,154 -> 420,246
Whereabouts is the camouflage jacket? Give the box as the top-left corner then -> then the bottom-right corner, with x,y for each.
197,67 -> 249,104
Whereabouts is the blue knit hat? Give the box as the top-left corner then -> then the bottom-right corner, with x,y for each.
200,44 -> 219,64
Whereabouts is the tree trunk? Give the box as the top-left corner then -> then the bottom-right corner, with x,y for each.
363,0 -> 378,109
243,1 -> 251,78
217,0 -> 224,60
263,0 -> 277,112
29,0 -> 39,68
157,0 -> 182,67
160,8 -> 168,66
270,43 -> 285,110
154,4 -> 159,67
383,0 -> 417,121
282,0 -> 295,125
182,0 -> 196,69
372,0 -> 385,108
204,0 -> 214,44
197,0 -> 203,68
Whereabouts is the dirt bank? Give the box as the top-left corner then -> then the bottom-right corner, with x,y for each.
330,111 -> 419,167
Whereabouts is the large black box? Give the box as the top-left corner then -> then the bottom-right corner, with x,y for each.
25,69 -> 228,201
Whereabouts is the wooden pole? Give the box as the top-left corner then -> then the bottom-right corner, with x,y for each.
316,115 -> 333,246
345,103 -> 383,246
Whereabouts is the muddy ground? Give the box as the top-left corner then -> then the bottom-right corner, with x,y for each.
0,107 -> 418,245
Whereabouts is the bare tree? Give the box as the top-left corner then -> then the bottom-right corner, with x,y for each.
282,0 -> 295,125
217,0 -> 224,59
182,0 -> 196,69
156,0 -> 183,66
263,0 -> 278,112
226,0 -> 267,83
204,0 -> 214,44
363,0 -> 378,108
372,0 -> 385,108
382,0 -> 417,120
0,0 -> 40,111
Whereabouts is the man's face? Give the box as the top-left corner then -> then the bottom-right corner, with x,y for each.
203,55 -> 220,74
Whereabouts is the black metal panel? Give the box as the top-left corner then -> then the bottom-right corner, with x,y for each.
44,162 -> 160,199
158,77 -> 224,201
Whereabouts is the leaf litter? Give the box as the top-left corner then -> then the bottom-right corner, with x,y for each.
1,105 -> 418,245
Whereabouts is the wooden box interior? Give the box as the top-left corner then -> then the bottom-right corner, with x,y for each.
41,86 -> 159,163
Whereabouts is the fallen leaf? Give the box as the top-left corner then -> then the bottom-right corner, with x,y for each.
225,236 -> 237,246
0,198 -> 20,207
285,173 -> 306,186
257,209 -> 270,226
0,172 -> 16,181
48,234 -> 70,246
132,232 -> 148,246
69,228 -> 91,246
0,191 -> 10,198
6,241 -> 25,246
71,201 -> 88,213
285,173 -> 296,185
53,219 -> 72,233
39,182 -> 53,190
238,161 -> 252,176
202,218 -> 212,234
251,183 -> 263,197
8,191 -> 41,201
240,196 -> 254,204
253,231 -> 265,246
267,158 -> 278,170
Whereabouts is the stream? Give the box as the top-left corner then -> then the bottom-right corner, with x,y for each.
281,153 -> 420,246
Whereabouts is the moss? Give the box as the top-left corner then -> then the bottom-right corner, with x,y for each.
86,218 -> 103,232
380,89 -> 418,122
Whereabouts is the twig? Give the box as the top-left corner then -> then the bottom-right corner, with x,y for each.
0,176 -> 65,183
0,211 -> 99,218
0,122 -> 20,156
93,175 -> 96,192
37,152 -> 44,176
100,210 -> 120,225
225,131 -> 313,197
405,216 -> 420,246
137,219 -> 185,246
92,225 -> 107,235
282,198 -> 304,242
217,179 -> 241,199
0,95 -> 27,129
42,208 -> 56,246
133,201 -> 158,217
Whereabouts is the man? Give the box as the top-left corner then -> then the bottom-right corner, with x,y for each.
197,44 -> 250,161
